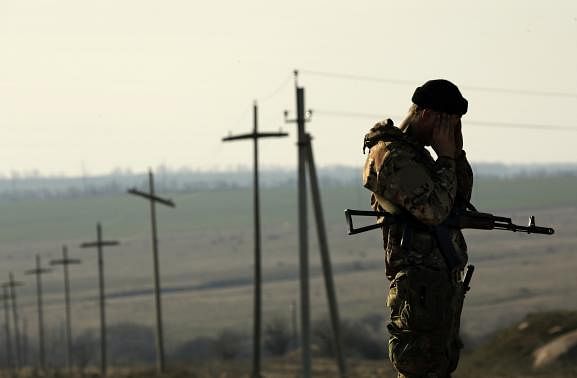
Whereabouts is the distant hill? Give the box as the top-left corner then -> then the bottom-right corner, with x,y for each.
0,163 -> 575,200
473,162 -> 577,178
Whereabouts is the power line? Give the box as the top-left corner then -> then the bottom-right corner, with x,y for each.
300,69 -> 577,99
301,70 -> 415,86
258,74 -> 293,103
230,74 -> 293,132
313,109 -> 577,132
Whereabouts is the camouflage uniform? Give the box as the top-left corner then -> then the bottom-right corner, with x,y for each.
362,119 -> 473,378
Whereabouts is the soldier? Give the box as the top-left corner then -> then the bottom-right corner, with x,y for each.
362,79 -> 472,377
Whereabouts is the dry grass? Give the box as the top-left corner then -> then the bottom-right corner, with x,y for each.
0,180 -> 575,370
7,357 -> 577,378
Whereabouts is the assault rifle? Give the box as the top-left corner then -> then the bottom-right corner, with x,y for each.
346,208 -> 554,291
344,208 -> 555,236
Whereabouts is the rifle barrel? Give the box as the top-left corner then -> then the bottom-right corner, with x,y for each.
493,223 -> 555,235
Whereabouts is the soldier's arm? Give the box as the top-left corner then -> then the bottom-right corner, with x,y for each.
364,143 -> 457,225
455,150 -> 473,206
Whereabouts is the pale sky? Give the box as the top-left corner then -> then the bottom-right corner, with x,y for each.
1,1 -> 576,176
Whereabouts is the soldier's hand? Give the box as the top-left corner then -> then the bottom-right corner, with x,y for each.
455,118 -> 463,154
431,114 -> 456,159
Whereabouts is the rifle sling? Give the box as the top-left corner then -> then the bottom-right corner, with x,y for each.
432,224 -> 461,272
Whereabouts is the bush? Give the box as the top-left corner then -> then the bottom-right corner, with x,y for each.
173,336 -> 217,361
213,328 -> 248,360
71,323 -> 156,370
72,330 -> 98,371
107,323 -> 156,365
312,314 -> 386,360
263,316 -> 293,356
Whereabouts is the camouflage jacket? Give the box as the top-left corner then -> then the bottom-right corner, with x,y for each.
362,119 -> 473,280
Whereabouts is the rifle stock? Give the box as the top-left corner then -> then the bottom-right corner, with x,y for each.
345,209 -> 389,235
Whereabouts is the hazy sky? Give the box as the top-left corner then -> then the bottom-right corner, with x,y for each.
1,1 -> 576,176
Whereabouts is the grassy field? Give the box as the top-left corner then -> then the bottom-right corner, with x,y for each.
0,174 -> 575,354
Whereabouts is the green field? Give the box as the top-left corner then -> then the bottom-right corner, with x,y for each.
0,174 -> 576,352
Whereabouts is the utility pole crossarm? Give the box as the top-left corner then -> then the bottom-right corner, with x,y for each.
24,268 -> 51,276
222,131 -> 288,142
80,241 -> 120,248
50,258 -> 82,266
127,188 -> 175,208
283,110 -> 313,124
2,281 -> 24,290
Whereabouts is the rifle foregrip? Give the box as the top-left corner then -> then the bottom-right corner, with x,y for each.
456,214 -> 496,230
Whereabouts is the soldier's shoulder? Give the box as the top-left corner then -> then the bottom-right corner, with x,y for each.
363,121 -> 418,191
364,119 -> 399,146
364,119 -> 415,156
366,127 -> 417,165
367,142 -> 415,176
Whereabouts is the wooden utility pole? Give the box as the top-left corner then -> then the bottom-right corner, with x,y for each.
289,300 -> 298,349
2,273 -> 24,371
80,224 -> 120,377
24,255 -> 52,372
284,70 -> 347,378
127,170 -> 175,376
284,72 -> 313,377
304,133 -> 347,376
21,316 -> 28,368
222,101 -> 288,378
0,287 -> 13,372
50,245 -> 82,373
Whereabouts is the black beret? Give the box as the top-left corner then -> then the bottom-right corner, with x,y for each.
411,79 -> 468,115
